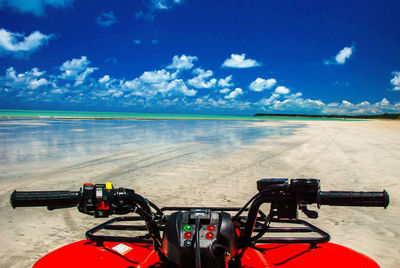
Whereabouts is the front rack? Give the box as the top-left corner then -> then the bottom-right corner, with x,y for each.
86,207 -> 330,248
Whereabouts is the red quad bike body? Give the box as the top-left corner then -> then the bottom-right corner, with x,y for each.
34,240 -> 379,268
11,178 -> 389,268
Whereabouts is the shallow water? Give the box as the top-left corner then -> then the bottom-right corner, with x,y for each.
0,119 -> 303,177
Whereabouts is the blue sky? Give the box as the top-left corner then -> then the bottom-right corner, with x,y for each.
0,0 -> 399,115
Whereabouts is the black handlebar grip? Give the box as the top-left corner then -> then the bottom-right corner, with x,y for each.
10,190 -> 80,209
319,190 -> 389,208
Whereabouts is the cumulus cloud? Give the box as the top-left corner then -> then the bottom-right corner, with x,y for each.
163,79 -> 196,96
275,86 -> 290,94
59,56 -> 98,86
0,28 -> 53,58
139,69 -> 177,83
219,88 -> 230,94
257,93 -> 280,106
167,55 -> 198,70
3,67 -> 48,89
98,75 -> 110,84
249,77 -> 277,92
255,89 -> 400,115
224,88 -> 243,99
390,71 -> 400,91
96,11 -> 118,27
2,53 -> 400,115
321,99 -> 397,115
187,68 -> 216,89
325,45 -> 354,65
0,0 -> 73,16
29,78 -> 49,89
218,75 -> 233,87
222,53 -> 261,68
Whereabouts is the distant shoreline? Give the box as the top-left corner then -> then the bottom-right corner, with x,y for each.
254,113 -> 400,120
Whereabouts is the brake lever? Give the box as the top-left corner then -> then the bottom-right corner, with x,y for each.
299,204 -> 318,219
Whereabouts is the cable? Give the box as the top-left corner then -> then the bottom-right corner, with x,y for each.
195,217 -> 201,268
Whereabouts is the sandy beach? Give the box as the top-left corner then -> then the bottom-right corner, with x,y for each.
0,119 -> 399,267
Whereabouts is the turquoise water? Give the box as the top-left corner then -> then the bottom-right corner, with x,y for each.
0,109 -> 350,121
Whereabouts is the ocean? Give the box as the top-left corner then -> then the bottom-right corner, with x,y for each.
0,109 -> 349,121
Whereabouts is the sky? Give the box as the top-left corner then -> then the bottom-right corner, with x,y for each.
0,0 -> 399,115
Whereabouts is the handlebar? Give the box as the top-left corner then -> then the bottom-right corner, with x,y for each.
10,179 -> 390,255
239,179 -> 389,249
319,190 -> 389,208
10,190 -> 80,209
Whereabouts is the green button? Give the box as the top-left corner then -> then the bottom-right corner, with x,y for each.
184,225 -> 192,231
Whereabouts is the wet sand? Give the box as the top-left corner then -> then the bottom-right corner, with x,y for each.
0,119 -> 399,267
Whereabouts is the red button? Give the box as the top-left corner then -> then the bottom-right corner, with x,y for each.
206,232 -> 214,239
207,225 -> 215,232
96,201 -> 109,210
184,232 -> 192,239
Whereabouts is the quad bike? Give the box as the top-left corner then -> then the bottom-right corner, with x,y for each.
10,178 -> 389,267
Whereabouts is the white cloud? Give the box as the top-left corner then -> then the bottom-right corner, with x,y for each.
134,0 -> 183,22
257,93 -> 280,106
222,53 -> 261,68
123,79 -> 140,90
217,75 -> 233,87
279,98 -> 324,111
190,95 -> 251,111
59,56 -> 98,86
98,75 -> 110,84
59,56 -> 89,77
96,11 -> 118,27
1,66 -> 54,97
224,88 -> 243,99
0,28 -> 52,57
151,0 -> 183,10
249,77 -> 277,92
187,68 -> 216,89
219,88 -> 230,94
75,68 -> 97,86
3,53 -> 400,116
0,0 -> 73,16
275,86 -> 290,94
335,46 -> 353,64
321,99 -> 396,115
139,69 -> 177,83
390,71 -> 400,91
325,46 -> 354,65
167,54 -> 198,70
164,79 -> 196,96
28,78 -> 48,89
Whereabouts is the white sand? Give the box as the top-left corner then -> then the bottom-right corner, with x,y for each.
0,120 -> 399,267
